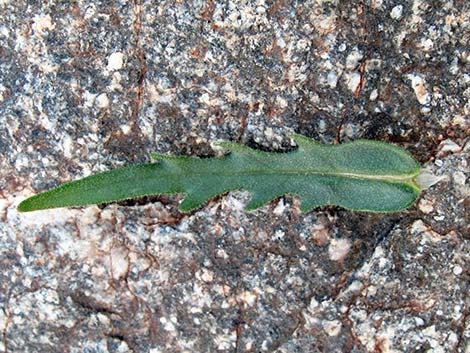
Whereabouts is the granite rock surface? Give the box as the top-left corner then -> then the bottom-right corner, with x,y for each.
0,0 -> 469,352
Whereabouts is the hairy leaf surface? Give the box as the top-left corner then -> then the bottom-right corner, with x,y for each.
18,135 -> 421,213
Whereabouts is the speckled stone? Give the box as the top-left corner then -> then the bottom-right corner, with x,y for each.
1,0 -> 469,352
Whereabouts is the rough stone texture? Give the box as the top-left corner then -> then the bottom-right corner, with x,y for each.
0,1 -> 469,353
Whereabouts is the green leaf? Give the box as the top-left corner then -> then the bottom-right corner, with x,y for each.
18,135 -> 421,213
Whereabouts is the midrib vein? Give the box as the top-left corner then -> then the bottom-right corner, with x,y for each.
171,169 -> 416,182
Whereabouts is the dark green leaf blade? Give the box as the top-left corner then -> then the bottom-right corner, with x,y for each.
17,163 -> 182,212
18,135 -> 421,213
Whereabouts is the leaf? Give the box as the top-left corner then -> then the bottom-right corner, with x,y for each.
18,135 -> 421,213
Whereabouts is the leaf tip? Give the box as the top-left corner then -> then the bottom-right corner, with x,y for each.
17,200 -> 30,212
17,195 -> 45,212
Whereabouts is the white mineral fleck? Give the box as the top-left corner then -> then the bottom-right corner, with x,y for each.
264,127 -> 274,139
276,95 -> 288,108
95,93 -> 109,108
107,52 -> 124,71
419,38 -> 434,51
159,317 -> 176,332
328,238 -> 351,261
39,61 -> 58,74
0,83 -> 6,102
115,342 -> 131,352
109,247 -> 129,280
83,90 -> 97,107
369,88 -> 378,101
346,49 -> 363,70
0,198 -> 7,219
345,72 -> 361,93
418,198 -> 434,213
323,320 -> 342,336
14,154 -> 29,169
216,249 -> 229,259
110,72 -> 123,91
274,229 -> 285,240
215,333 -> 236,350
120,124 -> 131,135
327,71 -> 339,88
198,93 -> 211,105
84,4 -> 96,19
272,199 -> 286,216
261,340 -> 269,350
378,257 -> 389,269
408,74 -> 431,105
453,265 -> 463,276
79,207 -> 100,226
453,171 -> 466,186
62,134 -> 73,158
32,14 -> 55,36
348,280 -> 363,293
311,11 -> 337,34
390,5 -> 403,20
237,290 -> 258,307
411,220 -> 430,235
200,269 -> 214,283
371,0 -> 383,9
